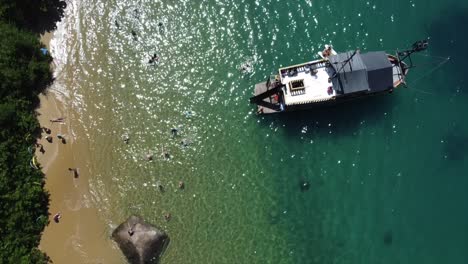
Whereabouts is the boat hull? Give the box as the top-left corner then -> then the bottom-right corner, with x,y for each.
254,84 -> 395,114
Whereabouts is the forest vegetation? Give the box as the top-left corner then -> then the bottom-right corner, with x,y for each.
0,0 -> 66,262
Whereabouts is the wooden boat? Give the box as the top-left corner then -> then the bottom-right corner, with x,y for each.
250,40 -> 428,114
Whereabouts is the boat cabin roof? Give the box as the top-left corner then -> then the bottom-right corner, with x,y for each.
329,51 -> 393,94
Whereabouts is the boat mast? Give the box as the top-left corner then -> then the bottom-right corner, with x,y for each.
396,39 -> 429,70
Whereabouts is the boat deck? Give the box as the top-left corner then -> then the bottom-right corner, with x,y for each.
280,62 -> 335,105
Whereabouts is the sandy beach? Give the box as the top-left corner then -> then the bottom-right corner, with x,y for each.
37,33 -> 123,263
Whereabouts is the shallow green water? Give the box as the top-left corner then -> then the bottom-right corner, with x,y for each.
52,0 -> 468,262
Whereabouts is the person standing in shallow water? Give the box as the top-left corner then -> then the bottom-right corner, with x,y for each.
171,127 -> 178,137
68,168 -> 79,178
57,134 -> 66,144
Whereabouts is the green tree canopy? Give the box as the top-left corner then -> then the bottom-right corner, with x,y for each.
0,1 -> 64,262
0,22 -> 53,102
0,0 -> 66,34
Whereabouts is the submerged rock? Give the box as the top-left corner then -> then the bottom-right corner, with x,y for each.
383,230 -> 393,245
112,215 -> 169,264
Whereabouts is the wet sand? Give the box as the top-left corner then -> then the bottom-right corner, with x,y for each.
38,33 -> 123,263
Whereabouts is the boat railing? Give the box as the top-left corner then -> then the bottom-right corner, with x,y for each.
279,61 -> 327,80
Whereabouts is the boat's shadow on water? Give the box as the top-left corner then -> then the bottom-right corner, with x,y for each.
428,7 -> 468,162
262,95 -> 395,138
428,6 -> 468,95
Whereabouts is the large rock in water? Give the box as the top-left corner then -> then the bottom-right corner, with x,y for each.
112,215 -> 169,264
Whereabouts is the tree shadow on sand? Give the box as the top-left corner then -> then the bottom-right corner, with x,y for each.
1,0 -> 67,34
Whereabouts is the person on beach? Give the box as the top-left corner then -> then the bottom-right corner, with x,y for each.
43,127 -> 51,134
50,117 -> 65,123
53,212 -> 62,223
68,168 -> 79,178
37,143 -> 45,154
46,135 -> 53,143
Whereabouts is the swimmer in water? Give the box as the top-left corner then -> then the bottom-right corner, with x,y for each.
131,30 -> 138,41
146,153 -> 154,161
122,133 -> 130,144
164,212 -> 171,221
148,53 -> 159,64
240,63 -> 252,73
156,181 -> 164,192
180,139 -> 190,147
178,181 -> 184,190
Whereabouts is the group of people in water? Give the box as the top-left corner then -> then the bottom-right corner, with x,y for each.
121,125 -> 191,224
114,8 -> 165,66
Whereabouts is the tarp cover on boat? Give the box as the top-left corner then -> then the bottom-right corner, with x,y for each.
360,51 -> 393,92
329,51 -> 393,94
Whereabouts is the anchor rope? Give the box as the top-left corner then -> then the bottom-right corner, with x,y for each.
408,56 -> 451,86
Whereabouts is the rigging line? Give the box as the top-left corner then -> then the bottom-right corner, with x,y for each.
409,61 -> 445,68
412,53 -> 451,60
408,57 -> 451,86
411,87 -> 435,96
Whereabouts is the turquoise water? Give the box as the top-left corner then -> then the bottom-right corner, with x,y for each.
53,0 -> 468,262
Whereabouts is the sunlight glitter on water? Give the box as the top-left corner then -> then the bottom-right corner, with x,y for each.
49,0 -> 468,263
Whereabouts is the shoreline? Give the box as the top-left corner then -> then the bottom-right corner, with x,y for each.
38,32 -> 122,263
